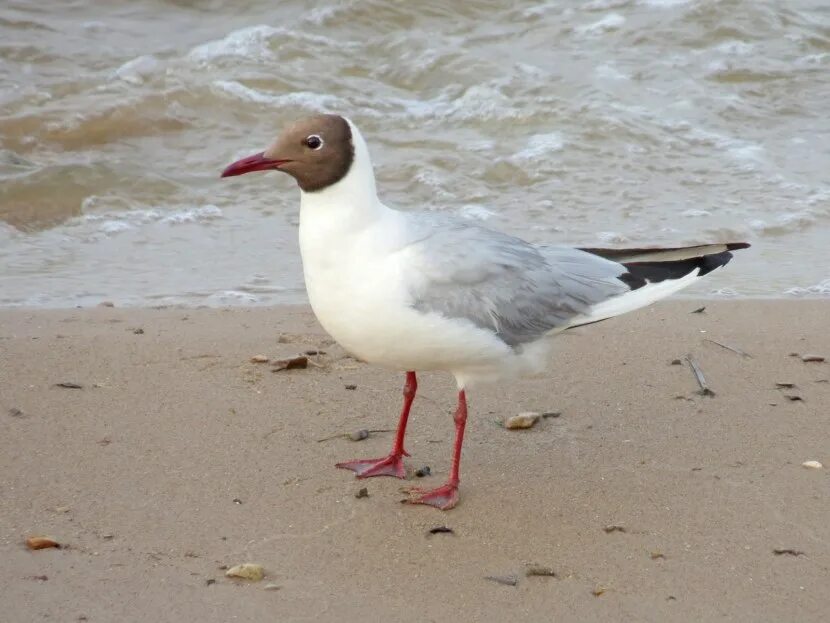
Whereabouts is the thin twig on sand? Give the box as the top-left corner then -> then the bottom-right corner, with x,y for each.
686,355 -> 715,396
704,338 -> 752,358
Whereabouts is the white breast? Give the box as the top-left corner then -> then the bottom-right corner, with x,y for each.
298,198 -> 516,378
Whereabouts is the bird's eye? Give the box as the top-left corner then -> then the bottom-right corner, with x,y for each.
304,134 -> 323,150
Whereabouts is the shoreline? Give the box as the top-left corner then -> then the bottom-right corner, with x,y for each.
2,300 -> 828,621
2,290 -> 829,313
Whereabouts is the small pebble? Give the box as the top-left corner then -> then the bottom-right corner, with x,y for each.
603,525 -> 626,533
504,412 -> 540,430
232,498 -> 243,504
344,384 -> 357,390
592,587 -> 606,597
263,583 -> 281,591
670,359 -> 682,365
206,579 -> 216,586
225,563 -> 265,581
355,487 -> 369,499
650,551 -> 666,560
133,328 -> 144,335
800,354 -> 825,363
349,429 -> 369,441
98,301 -> 115,307
802,460 -> 823,469
250,355 -> 269,363
428,526 -> 454,535
9,407 -> 24,417
525,565 -> 556,577
415,466 -> 431,478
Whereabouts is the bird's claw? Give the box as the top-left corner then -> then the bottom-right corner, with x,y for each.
335,453 -> 407,479
402,482 -> 459,510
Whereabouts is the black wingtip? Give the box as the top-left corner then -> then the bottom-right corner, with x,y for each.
620,249 -> 740,290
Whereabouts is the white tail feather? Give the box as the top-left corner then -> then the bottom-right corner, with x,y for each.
563,269 -> 701,329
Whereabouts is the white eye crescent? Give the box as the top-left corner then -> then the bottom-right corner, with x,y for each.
305,134 -> 324,150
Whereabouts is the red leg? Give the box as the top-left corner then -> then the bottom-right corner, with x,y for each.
335,371 -> 417,479
405,389 -> 467,510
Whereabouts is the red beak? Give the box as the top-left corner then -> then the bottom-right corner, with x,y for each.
220,152 -> 290,178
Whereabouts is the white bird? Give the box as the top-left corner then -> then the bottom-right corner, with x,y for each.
221,114 -> 748,510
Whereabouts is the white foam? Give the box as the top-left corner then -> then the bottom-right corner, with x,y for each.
187,24 -> 350,64
212,80 -> 345,112
208,290 -> 260,304
749,211 -> 816,235
522,1 -> 558,19
638,0 -> 692,6
161,205 -> 222,225
595,63 -> 629,81
716,41 -> 754,56
676,125 -> 766,167
237,273 -> 287,294
785,279 -> 830,297
389,83 -> 524,122
577,14 -> 625,36
212,80 -> 277,104
99,220 -> 133,234
304,1 -> 358,26
681,209 -> 711,217
584,0 -> 630,10
79,203 -> 223,235
728,143 -> 764,162
188,25 -> 279,63
113,55 -> 160,85
510,132 -> 565,162
596,231 -> 629,244
796,53 -> 830,67
412,170 -> 455,201
806,188 -> 830,206
515,62 -> 546,78
459,204 -> 496,221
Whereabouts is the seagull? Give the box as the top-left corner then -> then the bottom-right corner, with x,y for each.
221,114 -> 748,510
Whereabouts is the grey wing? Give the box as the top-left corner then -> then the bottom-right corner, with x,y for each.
402,216 -> 630,347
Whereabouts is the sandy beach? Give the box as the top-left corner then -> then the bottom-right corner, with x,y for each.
1,300 -> 828,622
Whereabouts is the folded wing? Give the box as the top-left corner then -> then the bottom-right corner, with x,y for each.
403,215 -> 748,347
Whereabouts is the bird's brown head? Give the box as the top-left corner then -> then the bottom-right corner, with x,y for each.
221,114 -> 354,193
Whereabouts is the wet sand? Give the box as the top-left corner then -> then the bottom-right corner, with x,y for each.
1,301 -> 828,622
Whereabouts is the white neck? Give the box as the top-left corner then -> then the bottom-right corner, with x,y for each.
298,117 -> 388,231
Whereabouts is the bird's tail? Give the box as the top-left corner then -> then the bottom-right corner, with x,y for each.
565,242 -> 750,328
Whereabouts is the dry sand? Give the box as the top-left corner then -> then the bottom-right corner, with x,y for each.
1,301 -> 828,622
